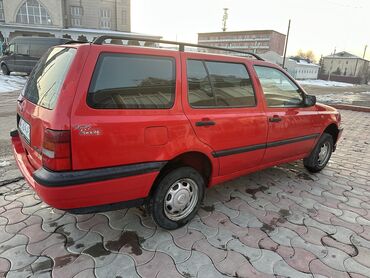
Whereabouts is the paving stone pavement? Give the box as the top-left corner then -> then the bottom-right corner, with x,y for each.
0,109 -> 370,278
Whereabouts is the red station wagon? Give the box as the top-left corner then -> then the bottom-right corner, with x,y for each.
11,36 -> 343,229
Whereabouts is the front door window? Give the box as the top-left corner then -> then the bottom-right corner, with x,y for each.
254,66 -> 304,107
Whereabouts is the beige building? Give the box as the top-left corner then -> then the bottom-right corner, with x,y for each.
198,30 -> 286,56
320,51 -> 369,84
0,0 -> 156,42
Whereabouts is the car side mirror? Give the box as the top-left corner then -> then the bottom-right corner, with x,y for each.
304,95 -> 316,107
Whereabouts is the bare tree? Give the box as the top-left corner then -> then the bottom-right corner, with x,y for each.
296,49 -> 317,63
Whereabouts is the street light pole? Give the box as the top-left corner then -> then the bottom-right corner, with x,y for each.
282,19 -> 291,69
222,8 -> 228,32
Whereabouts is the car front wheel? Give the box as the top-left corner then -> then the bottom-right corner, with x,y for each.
304,133 -> 333,173
1,64 -> 10,75
149,166 -> 205,230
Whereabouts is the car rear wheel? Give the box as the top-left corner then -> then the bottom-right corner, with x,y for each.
1,64 -> 10,75
304,133 -> 333,173
149,166 -> 205,230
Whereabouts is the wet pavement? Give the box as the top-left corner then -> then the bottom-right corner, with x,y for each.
0,109 -> 370,277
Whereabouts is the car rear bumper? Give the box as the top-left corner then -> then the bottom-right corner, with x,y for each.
11,131 -> 163,210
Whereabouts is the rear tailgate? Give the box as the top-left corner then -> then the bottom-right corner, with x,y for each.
16,46 -> 83,170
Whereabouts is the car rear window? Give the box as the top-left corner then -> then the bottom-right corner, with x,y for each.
24,47 -> 76,109
87,53 -> 176,109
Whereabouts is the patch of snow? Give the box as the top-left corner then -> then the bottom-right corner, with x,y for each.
316,92 -> 370,105
298,79 -> 354,87
0,72 -> 27,93
0,161 -> 11,167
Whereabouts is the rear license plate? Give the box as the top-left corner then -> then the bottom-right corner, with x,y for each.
18,117 -> 30,143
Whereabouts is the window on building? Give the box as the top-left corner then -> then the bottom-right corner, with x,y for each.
71,18 -> 81,27
0,0 -> 4,21
70,6 -> 82,16
122,10 -> 127,25
70,6 -> 82,27
16,0 -> 52,25
100,8 -> 111,29
87,54 -> 176,109
187,60 -> 256,108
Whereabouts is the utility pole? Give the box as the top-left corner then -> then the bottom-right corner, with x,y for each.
282,19 -> 291,69
222,8 -> 228,32
363,44 -> 368,59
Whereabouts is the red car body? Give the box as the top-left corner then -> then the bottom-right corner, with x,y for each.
11,42 -> 342,212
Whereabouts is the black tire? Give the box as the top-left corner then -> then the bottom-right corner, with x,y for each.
149,167 -> 205,230
1,64 -> 10,75
304,133 -> 333,173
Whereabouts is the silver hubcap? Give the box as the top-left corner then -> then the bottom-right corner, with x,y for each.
317,142 -> 331,166
164,178 -> 199,221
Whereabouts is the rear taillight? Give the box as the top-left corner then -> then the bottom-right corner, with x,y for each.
42,129 -> 71,171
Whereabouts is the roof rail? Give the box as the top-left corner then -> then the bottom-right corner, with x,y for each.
63,40 -> 89,44
92,35 -> 264,61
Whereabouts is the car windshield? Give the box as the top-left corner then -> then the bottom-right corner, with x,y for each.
23,47 -> 76,109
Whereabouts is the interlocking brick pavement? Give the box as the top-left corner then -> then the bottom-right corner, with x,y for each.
0,109 -> 370,277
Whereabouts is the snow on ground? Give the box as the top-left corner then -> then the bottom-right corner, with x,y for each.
0,73 -> 27,93
298,79 -> 354,87
0,161 -> 10,167
316,91 -> 370,105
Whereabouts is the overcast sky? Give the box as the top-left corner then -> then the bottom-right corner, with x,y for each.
131,0 -> 370,60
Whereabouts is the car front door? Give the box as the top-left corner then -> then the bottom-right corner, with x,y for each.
253,65 -> 322,164
3,44 -> 16,71
182,53 -> 268,176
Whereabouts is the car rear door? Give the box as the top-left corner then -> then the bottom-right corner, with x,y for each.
181,52 -> 268,176
253,64 -> 322,164
70,45 -> 194,170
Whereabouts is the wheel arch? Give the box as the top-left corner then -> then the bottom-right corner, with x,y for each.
149,151 -> 214,198
323,123 -> 339,148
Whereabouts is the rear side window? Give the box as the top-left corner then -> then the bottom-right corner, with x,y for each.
87,53 -> 176,109
24,47 -> 76,109
187,59 -> 256,108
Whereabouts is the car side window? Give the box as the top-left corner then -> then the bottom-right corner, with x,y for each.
9,44 -> 15,53
254,66 -> 304,108
88,53 -> 176,109
187,59 -> 256,108
17,43 -> 29,56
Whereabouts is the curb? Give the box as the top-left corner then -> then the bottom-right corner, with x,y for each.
331,104 -> 370,113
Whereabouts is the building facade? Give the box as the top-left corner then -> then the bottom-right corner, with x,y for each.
0,0 -> 140,42
320,51 -> 369,84
260,51 -> 320,80
288,58 -> 319,80
198,30 -> 286,55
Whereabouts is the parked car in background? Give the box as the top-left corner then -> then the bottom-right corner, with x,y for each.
0,37 -> 71,75
11,36 -> 342,230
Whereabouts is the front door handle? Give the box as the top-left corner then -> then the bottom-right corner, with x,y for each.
269,116 -> 282,123
195,121 -> 216,127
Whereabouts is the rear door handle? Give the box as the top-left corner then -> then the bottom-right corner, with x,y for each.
269,116 -> 282,123
195,121 -> 216,127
